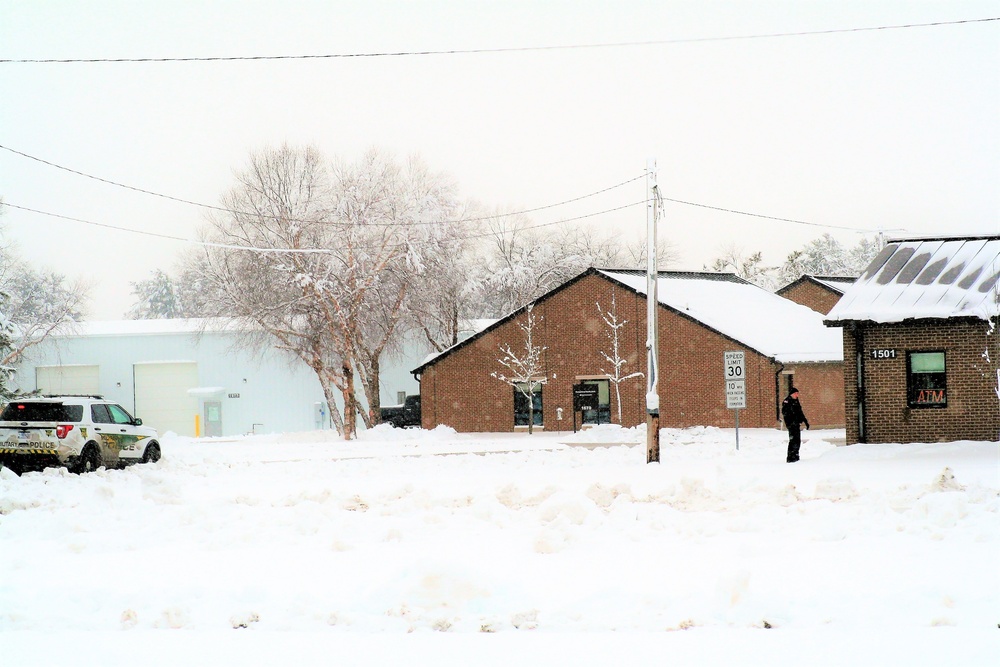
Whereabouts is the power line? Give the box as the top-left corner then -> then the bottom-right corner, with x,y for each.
0,143 -> 643,226
0,199 -> 650,252
0,143 -> 892,236
660,196 -> 867,232
2,17 -> 995,64
2,190 -> 887,255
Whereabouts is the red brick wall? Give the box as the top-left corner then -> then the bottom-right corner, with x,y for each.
776,363 -> 845,429
420,273 -> 845,432
779,281 -> 843,315
839,319 -> 1000,444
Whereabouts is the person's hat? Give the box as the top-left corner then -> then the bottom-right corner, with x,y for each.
790,387 -> 799,394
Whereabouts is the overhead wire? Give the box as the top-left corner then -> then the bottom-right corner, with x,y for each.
659,196 -> 867,232
0,144 -> 879,235
0,143 -> 644,227
1,189 -> 887,256
3,4 -> 945,251
0,199 -> 649,253
1,17 -> 995,64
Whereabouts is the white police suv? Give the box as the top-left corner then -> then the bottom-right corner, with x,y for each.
0,395 -> 161,474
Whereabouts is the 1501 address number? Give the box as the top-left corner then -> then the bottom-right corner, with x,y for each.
869,349 -> 896,360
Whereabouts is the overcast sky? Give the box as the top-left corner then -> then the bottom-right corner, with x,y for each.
1,1 -> 997,320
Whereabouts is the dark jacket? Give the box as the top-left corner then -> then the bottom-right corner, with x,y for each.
781,394 -> 809,429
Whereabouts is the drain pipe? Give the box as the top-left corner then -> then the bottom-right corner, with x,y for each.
852,323 -> 867,443
774,362 -> 785,429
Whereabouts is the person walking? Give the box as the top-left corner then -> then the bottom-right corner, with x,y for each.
781,387 -> 810,463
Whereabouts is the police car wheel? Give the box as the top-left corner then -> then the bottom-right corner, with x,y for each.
142,443 -> 161,464
73,444 -> 101,474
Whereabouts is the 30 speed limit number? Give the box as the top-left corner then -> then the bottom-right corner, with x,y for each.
724,351 -> 745,380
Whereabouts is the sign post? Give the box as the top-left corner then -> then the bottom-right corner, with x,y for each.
724,351 -> 746,450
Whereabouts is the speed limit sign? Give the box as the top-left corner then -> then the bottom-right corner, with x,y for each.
724,351 -> 745,380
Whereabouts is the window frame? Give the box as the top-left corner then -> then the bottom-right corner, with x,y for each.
906,350 -> 947,409
513,383 -> 543,427
91,404 -> 113,424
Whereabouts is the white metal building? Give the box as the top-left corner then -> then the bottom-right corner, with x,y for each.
13,319 -> 426,438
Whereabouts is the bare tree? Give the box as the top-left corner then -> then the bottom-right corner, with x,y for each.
405,201 -> 484,353
477,215 -> 677,317
191,146 -> 462,438
597,290 -> 643,423
709,234 -> 885,291
193,144 -> 355,436
325,151 -> 462,429
0,215 -> 88,392
491,304 -> 547,434
708,244 -> 777,289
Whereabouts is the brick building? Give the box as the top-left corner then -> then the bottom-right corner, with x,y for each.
776,275 -> 856,314
825,235 -> 1000,444
414,268 -> 844,432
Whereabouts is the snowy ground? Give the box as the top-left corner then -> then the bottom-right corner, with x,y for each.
1,424 -> 997,666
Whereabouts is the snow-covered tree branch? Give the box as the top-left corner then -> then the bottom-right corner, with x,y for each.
491,304 -> 547,434
0,214 -> 88,396
597,291 -> 643,424
189,145 -> 465,438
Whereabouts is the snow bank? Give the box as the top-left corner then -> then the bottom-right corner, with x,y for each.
1,427 -> 996,666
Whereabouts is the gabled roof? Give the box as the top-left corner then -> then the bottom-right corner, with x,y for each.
825,235 -> 1000,324
601,270 -> 842,363
413,267 -> 841,374
776,275 -> 857,296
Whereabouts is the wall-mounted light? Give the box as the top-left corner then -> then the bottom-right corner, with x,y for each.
242,378 -> 248,384
116,382 -> 121,388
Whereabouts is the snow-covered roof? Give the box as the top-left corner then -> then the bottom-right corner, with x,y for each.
412,268 -> 844,373
47,318 -> 250,338
776,275 -> 857,297
811,276 -> 857,294
825,235 -> 1000,324
600,271 -> 842,363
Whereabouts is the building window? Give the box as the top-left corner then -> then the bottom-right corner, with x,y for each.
514,383 -> 543,427
580,379 -> 612,425
907,351 -> 947,408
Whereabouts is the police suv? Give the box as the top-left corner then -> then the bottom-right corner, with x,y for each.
0,395 -> 161,474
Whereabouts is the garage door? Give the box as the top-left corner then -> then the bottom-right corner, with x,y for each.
35,365 -> 100,395
133,362 -> 198,437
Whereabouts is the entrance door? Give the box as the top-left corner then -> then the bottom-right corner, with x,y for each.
783,373 -> 796,396
580,380 -> 611,424
580,379 -> 611,425
204,401 -> 223,437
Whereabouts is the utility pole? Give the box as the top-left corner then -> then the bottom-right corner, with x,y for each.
646,159 -> 661,464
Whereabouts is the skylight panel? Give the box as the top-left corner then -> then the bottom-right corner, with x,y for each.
958,267 -> 983,290
939,263 -> 965,285
977,270 -> 1000,293
863,244 -> 897,280
896,252 -> 931,284
915,258 -> 948,285
876,247 -> 915,285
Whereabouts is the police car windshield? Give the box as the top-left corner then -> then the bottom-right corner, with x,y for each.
1,402 -> 84,422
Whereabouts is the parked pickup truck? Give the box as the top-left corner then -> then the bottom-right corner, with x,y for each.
0,395 -> 161,474
380,395 -> 421,428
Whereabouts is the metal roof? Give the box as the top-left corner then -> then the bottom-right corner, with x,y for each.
825,235 -> 1000,324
